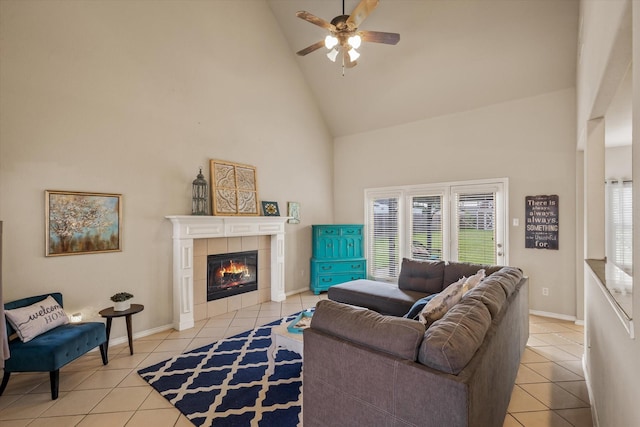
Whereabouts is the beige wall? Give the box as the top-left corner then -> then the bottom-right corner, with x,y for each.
605,145 -> 633,178
0,1 -> 334,339
577,0 -> 630,143
579,0 -> 640,425
333,88 -> 577,317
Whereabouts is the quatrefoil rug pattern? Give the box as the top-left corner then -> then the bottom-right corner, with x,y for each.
138,315 -> 302,427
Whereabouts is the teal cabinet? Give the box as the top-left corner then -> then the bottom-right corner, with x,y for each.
310,224 -> 366,294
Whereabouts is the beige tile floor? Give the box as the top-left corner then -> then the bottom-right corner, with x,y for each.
0,292 -> 593,427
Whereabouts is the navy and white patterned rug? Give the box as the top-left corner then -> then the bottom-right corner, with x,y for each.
138,314 -> 303,427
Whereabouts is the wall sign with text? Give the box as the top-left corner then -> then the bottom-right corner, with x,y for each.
525,195 -> 559,250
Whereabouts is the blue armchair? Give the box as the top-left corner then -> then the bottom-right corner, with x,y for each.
0,293 -> 108,399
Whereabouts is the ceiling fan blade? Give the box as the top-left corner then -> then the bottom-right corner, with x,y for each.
360,30 -> 400,45
296,40 -> 326,56
346,0 -> 379,28
296,11 -> 336,31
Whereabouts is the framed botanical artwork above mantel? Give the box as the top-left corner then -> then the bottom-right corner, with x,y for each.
210,159 -> 259,216
45,190 -> 122,256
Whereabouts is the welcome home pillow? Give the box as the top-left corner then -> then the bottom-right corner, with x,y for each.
5,295 -> 69,342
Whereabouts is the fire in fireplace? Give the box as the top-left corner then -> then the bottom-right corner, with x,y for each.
207,250 -> 258,301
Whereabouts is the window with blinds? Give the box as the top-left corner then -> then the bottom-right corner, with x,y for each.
365,179 -> 507,281
606,180 -> 633,275
367,196 -> 400,281
454,192 -> 496,264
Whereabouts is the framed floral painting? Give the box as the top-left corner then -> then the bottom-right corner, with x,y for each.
45,190 -> 122,256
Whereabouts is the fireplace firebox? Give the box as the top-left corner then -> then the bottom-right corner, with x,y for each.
207,250 -> 258,301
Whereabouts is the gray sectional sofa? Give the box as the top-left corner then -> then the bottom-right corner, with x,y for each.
303,259 -> 529,427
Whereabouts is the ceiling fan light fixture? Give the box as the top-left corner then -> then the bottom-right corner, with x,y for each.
327,48 -> 339,62
348,47 -> 360,62
295,0 -> 400,72
324,35 -> 339,49
348,34 -> 362,49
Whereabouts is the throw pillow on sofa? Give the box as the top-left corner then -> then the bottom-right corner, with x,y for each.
462,269 -> 486,293
404,294 -> 439,320
418,276 -> 466,326
5,295 -> 69,342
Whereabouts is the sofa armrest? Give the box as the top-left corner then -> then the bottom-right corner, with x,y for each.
309,300 -> 425,361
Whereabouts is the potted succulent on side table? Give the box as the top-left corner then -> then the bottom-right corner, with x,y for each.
111,292 -> 134,311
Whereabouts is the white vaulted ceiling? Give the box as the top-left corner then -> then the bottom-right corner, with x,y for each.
266,0 -> 580,137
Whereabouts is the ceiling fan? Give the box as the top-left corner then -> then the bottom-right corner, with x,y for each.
295,0 -> 400,70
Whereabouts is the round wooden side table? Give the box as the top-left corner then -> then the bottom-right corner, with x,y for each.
99,304 -> 144,356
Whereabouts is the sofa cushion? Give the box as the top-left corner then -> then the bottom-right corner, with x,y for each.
398,258 -> 445,293
418,298 -> 492,374
310,300 -> 426,361
443,262 -> 503,287
5,295 -> 69,343
328,279 -> 426,316
418,276 -> 466,326
463,278 -> 507,318
485,267 -> 523,297
404,294 -> 438,320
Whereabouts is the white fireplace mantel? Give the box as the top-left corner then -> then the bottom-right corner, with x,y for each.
166,215 -> 289,330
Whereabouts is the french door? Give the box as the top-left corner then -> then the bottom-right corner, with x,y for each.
366,179 -> 507,281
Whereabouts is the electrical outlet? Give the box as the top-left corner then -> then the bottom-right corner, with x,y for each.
300,269 -> 305,278
542,287 -> 549,296
513,218 -> 519,226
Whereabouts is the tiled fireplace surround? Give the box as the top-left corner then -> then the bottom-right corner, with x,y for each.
167,216 -> 288,331
192,235 -> 272,322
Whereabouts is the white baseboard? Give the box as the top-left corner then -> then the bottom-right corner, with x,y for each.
286,287 -> 311,297
528,309 -> 578,323
107,323 -> 174,348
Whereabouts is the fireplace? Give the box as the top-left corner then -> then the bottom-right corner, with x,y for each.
167,215 -> 287,331
207,250 -> 258,301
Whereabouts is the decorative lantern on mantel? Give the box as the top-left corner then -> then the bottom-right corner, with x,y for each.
192,168 -> 209,215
